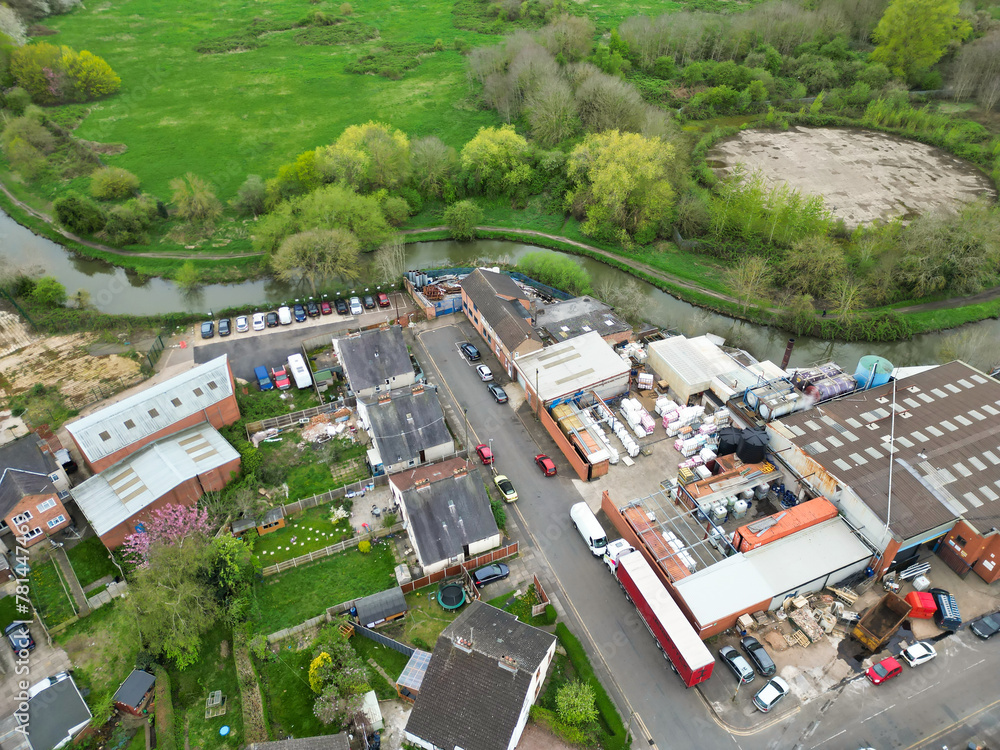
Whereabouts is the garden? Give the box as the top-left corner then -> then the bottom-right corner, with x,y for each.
252,501 -> 355,565
66,535 -> 120,589
28,557 -> 77,628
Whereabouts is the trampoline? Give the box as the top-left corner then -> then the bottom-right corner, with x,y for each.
437,581 -> 466,610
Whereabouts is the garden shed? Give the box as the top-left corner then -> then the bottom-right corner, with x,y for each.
354,586 -> 408,628
113,669 -> 156,716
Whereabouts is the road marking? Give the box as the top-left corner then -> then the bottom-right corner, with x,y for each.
861,704 -> 894,723
810,729 -> 845,748
903,695 -> 1000,749
966,658 -> 986,669
908,683 -> 937,699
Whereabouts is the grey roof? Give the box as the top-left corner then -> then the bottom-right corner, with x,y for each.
72,423 -> 240,537
537,296 -> 631,341
0,470 -> 56,518
232,518 -> 256,534
355,586 -> 407,625
67,355 -> 234,464
247,735 -> 349,750
113,670 -> 155,708
261,507 -> 284,525
406,602 -> 556,750
26,674 -> 91,750
397,467 -> 499,566
335,326 -> 412,394
0,436 -> 59,513
364,388 -> 451,465
774,361 -> 1000,539
514,331 -> 630,402
462,269 -> 541,352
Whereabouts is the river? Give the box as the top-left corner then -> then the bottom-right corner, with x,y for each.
2,210 -> 998,371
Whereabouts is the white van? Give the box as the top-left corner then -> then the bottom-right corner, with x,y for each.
570,502 -> 609,557
287,353 -> 312,389
278,306 -> 293,325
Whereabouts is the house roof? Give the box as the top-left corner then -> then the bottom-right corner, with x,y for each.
362,387 -> 451,466
389,456 -> 469,492
0,470 -> 56,518
393,464 -> 499,566
335,326 -> 412,394
537,296 -> 631,341
462,269 -> 541,352
67,355 -> 234,464
515,331 -> 630,402
113,670 -> 156,708
773,361 -> 1000,540
406,602 -> 556,750
355,586 -> 407,625
72,423 -> 240,537
0,435 -> 59,514
26,673 -> 91,750
247,735 -> 349,750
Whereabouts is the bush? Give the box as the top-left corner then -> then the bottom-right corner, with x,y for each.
10,42 -> 119,104
358,540 -> 371,554
556,680 -> 598,726
230,174 -> 266,217
3,87 -> 31,115
516,251 -> 591,296
89,166 -> 140,200
54,192 -> 107,234
30,276 -> 67,306
103,203 -> 150,246
1,114 -> 54,153
382,195 -> 410,226
555,623 -> 627,749
444,200 -> 482,241
490,498 -> 506,532
154,668 -> 177,750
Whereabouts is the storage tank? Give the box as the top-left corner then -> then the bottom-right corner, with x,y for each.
790,363 -> 843,391
697,500 -> 713,521
804,374 -> 858,403
737,427 -> 769,464
754,483 -> 770,499
758,390 -> 806,421
732,500 -> 749,520
856,355 -> 894,390
717,426 -> 741,457
710,504 -> 728,525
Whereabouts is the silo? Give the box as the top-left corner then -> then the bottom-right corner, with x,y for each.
855,355 -> 894,390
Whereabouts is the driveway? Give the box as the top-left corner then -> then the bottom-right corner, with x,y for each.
0,621 -> 72,716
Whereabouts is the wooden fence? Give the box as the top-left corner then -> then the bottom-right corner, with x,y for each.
245,402 -> 349,436
276,474 -> 388,518
400,543 -> 519,594
532,574 -> 550,617
261,522 -> 405,576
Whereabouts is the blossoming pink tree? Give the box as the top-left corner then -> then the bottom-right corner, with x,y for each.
122,503 -> 211,567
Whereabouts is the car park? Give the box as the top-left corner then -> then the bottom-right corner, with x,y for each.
306,301 -> 320,317
363,294 -> 376,310
377,292 -> 390,307
535,454 -> 557,476
4,622 -> 35,652
218,318 -> 231,337
752,676 -> 789,713
235,316 -> 249,333
459,342 -> 481,362
487,383 -> 508,403
476,364 -> 493,381
293,304 -> 307,322
740,636 -> 776,677
866,656 -> 902,685
335,298 -> 349,315
472,563 -> 509,587
970,612 -> 1000,640
271,366 -> 291,390
475,444 -> 494,465
494,474 -> 518,503
320,301 -> 333,315
349,297 -> 363,316
200,321 -> 214,339
899,641 -> 937,667
278,306 -> 293,325
719,646 -> 755,684
266,311 -> 280,327
252,312 -> 266,331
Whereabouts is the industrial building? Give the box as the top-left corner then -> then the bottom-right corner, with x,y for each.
461,268 -> 543,378
534,295 -> 631,346
646,335 -> 741,405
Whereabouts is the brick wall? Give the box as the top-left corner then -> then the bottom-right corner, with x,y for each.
4,493 -> 71,547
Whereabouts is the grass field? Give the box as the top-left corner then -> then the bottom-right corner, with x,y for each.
170,628 -> 244,748
258,647 -> 327,739
28,559 -> 77,627
66,536 -> 119,589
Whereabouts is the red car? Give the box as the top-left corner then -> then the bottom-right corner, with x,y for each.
320,300 -> 333,315
475,444 -> 493,465
377,292 -> 390,308
271,366 -> 291,391
866,656 -> 902,685
535,454 -> 556,476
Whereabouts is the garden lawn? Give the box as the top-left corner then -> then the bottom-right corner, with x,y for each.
0,596 -> 20,632
169,628 -> 244,749
255,545 -> 397,634
66,536 -> 119,589
28,559 -> 76,627
386,588 -> 464,652
253,502 -> 354,565
55,601 -> 140,708
258,647 -> 327,739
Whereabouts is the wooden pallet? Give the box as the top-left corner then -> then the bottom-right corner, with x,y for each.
339,622 -> 355,639
827,586 -> 859,606
784,630 -> 810,648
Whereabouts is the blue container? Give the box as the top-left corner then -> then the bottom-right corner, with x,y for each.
856,355 -> 894,389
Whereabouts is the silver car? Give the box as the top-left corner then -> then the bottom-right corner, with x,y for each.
349,296 -> 363,316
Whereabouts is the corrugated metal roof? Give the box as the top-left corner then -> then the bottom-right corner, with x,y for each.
649,335 -> 737,391
67,356 -> 233,464
775,361 -> 1000,539
515,331 -> 628,401
461,269 -> 541,352
71,423 -> 240,537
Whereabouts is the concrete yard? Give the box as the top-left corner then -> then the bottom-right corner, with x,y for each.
709,126 -> 997,227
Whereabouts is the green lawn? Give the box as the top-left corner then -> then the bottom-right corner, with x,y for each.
254,502 -> 354,565
258,647 -> 327,740
54,601 -> 140,708
255,545 -> 397,634
28,559 -> 77,628
169,628 -> 244,749
66,536 -> 119,589
385,588 -> 464,651
0,596 -> 21,632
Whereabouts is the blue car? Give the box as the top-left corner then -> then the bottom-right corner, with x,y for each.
254,365 -> 274,391
293,304 -> 307,322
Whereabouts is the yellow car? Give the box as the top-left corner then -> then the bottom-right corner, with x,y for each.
494,474 -> 518,503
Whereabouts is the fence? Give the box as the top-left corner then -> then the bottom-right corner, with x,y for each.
275,473 -> 390,519
145,335 -> 165,370
531,575 -> 550,617
261,522 -> 404,576
353,623 -> 415,658
400,542 -> 519,594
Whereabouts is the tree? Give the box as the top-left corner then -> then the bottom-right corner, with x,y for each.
54,192 -> 106,234
64,49 -> 120,99
10,42 -> 118,103
169,173 -> 222,225
271,228 -> 361,295
870,0 -> 971,81
832,277 -> 864,319
516,252 -> 592,296
208,535 -> 257,621
783,235 -> 847,298
951,30 -> 1000,111
460,125 -> 529,196
316,121 -> 411,193
0,6 -> 27,46
29,276 -> 66,306
574,73 -> 646,134
90,166 -> 139,200
726,255 -> 770,314
410,136 -> 457,198
174,261 -> 201,290
556,681 -> 598,726
783,293 -> 817,335
527,77 -> 579,147
70,288 -> 92,309
310,621 -> 371,724
103,203 -> 150,246
121,504 -> 212,568
444,200 -> 482,241
230,175 -> 267,217
594,277 -> 645,325
310,652 -> 333,694
371,236 -> 406,284
539,14 -> 595,61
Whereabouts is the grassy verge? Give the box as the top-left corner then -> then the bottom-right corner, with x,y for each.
154,667 -> 177,750
28,559 -> 77,628
66,537 -> 119,589
0,596 -> 19,632
485,585 -> 557,628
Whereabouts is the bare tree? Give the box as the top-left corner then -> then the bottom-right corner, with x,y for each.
411,136 -> 457,197
594,277 -> 646,325
832,277 -> 864,319
575,72 -> 646,133
527,76 -> 579,146
951,30 -> 1000,111
539,14 -> 596,61
726,254 -> 771,314
371,236 -> 407,284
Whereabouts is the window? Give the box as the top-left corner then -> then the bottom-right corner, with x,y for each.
47,515 -> 66,529
148,408 -> 159,418
57,490 -> 70,500
193,387 -> 204,397
954,535 -> 967,548
50,474 -> 58,482
207,380 -> 218,390
99,431 -> 111,441
36,499 -> 56,513
23,528 -> 42,541
12,511 -> 32,525
171,398 -> 182,407
124,419 -> 135,430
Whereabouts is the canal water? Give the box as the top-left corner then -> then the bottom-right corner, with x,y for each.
2,210 -> 998,371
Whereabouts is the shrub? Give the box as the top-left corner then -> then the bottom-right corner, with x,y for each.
30,276 -> 67,306
10,42 -> 119,104
103,203 -> 149,246
3,137 -> 46,179
230,174 -> 267,217
556,680 -> 598,726
516,251 -> 591,296
358,540 -> 371,554
2,87 -> 31,115
54,192 -> 107,234
89,166 -> 139,200
444,200 -> 482,241
1,113 -> 54,153
382,195 -> 410,226
170,173 -> 223,225
555,623 -> 627,749
340,2 -> 353,14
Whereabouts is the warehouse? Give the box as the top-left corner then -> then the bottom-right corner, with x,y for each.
516,331 -> 629,410
646,335 -> 740,405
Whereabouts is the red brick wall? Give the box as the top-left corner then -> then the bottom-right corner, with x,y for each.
973,534 -> 1000,584
4,493 -> 71,547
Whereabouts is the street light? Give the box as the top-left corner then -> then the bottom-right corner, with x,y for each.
464,406 -> 470,456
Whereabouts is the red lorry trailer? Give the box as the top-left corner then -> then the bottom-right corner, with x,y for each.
615,550 -> 714,687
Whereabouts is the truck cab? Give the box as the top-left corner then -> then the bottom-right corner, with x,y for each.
604,539 -> 636,572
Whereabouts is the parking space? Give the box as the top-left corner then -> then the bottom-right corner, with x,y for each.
0,625 -> 72,716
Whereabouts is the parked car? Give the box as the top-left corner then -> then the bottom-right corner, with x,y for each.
349,297 -> 363,316
218,318 -> 231,337
487,383 -> 508,403
472,563 -> 509,587
254,366 -> 274,391
719,646 -> 755,684
278,306 -> 293,325
293,304 -> 307,322
476,364 -> 493,382
306,301 -> 320,317
970,612 -> 1000,640
377,292 -> 390,307
475,444 -> 494,465
899,641 -> 937,667
266,311 -> 280,328
235,315 -> 249,333
494,474 -> 518,503
320,300 -> 333,315
363,294 -> 376,310
929,588 -> 962,631
271,366 -> 291,390
740,636 -> 776,677
252,312 -> 266,331
752,676 -> 789,713
866,656 -> 902,685
200,321 -> 214,339
535,454 -> 556,477
459,342 -> 481,362
335,298 -> 349,315
4,622 -> 35,653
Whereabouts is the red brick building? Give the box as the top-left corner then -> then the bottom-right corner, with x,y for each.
460,269 -> 542,379
0,435 -> 73,547
939,519 -> 1000,584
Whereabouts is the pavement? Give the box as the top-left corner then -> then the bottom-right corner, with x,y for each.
0,624 -> 72,716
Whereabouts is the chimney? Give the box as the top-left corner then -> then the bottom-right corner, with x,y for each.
498,655 -> 518,673
454,636 -> 473,653
780,338 -> 795,371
